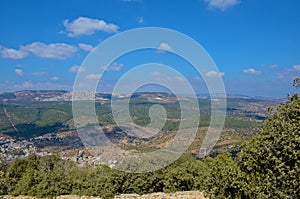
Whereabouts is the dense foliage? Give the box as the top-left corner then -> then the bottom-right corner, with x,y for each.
202,92 -> 300,198
0,154 -> 205,198
237,93 -> 300,198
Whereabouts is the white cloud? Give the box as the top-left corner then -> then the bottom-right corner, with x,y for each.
51,76 -> 59,81
86,73 -> 102,79
292,65 -> 300,72
32,72 -> 46,76
175,76 -> 184,81
151,71 -> 162,76
277,73 -> 285,79
204,0 -> 240,11
69,65 -> 86,73
0,47 -> 28,59
1,42 -> 77,60
78,43 -> 94,52
272,65 -> 300,79
243,68 -> 262,75
194,76 -> 203,81
157,43 -> 173,53
137,17 -> 144,23
205,70 -> 225,77
22,81 -> 34,89
6,81 -> 70,91
104,62 -> 124,71
262,64 -> 279,69
63,17 -> 119,37
15,69 -> 24,77
149,70 -> 185,82
269,64 -> 279,69
23,42 -> 77,60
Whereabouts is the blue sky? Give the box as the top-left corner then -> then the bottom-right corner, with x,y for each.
0,0 -> 299,97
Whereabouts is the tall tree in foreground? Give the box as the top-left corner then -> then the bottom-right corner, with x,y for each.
238,78 -> 300,198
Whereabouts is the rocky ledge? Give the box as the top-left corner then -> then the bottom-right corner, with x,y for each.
1,191 -> 206,199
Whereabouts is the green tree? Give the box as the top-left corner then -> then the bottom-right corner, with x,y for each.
0,163 -> 8,195
238,86 -> 300,198
162,155 -> 203,193
293,77 -> 300,88
201,154 -> 247,199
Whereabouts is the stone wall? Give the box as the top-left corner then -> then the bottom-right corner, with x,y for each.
1,191 -> 207,199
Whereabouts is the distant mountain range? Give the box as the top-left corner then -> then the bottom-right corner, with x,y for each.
0,90 -> 287,102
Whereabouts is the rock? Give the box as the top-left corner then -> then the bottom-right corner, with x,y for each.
1,191 -> 206,199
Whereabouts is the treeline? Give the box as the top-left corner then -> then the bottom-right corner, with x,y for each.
0,92 -> 299,198
2,154 -> 204,198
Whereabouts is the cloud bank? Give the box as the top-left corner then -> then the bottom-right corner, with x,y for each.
204,0 -> 240,11
63,17 -> 119,37
0,42 -> 77,60
243,68 -> 262,75
205,70 -> 225,77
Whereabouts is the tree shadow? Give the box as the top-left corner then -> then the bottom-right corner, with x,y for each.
3,122 -> 66,139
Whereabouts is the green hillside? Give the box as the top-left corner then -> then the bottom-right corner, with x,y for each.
0,92 -> 276,141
